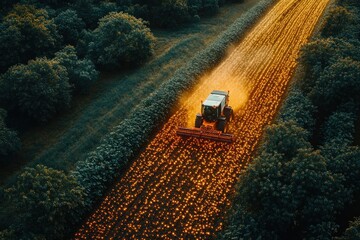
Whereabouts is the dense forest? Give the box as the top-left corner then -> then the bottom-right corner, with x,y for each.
220,0 -> 360,239
0,0 -> 253,239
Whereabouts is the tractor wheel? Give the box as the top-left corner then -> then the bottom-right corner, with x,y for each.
217,117 -> 226,132
224,106 -> 233,122
195,114 -> 203,128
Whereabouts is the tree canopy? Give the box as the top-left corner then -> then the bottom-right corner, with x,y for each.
55,45 -> 99,92
0,4 -> 60,72
225,149 -> 345,239
87,12 -> 155,68
321,6 -> 358,39
4,165 -> 86,239
54,9 -> 85,45
0,108 -> 20,158
260,121 -> 311,159
0,58 -> 71,122
310,57 -> 360,111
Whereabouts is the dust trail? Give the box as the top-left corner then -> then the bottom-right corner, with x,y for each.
75,0 -> 330,239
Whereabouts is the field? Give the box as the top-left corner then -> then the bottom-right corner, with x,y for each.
0,0 -> 263,184
74,0 -> 331,238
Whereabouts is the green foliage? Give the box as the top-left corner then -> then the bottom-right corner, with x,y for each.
87,12 -> 155,68
4,165 -> 86,239
201,0 -> 219,15
299,38 -> 359,82
310,57 -> 360,111
338,217 -> 360,240
322,110 -> 357,146
0,109 -> 20,157
187,0 -> 202,14
54,9 -> 85,45
328,148 -> 360,198
74,0 -> 121,29
0,58 -> 72,122
339,0 -> 360,8
321,6 -> 358,39
55,45 -> 98,92
124,3 -> 150,20
225,148 -> 345,239
22,0 -> 76,8
278,88 -> 315,132
152,0 -> 192,27
0,229 -> 16,240
260,121 -> 311,159
0,0 -> 18,11
0,4 -> 60,72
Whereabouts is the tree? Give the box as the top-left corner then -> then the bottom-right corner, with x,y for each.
0,4 -> 60,72
187,0 -> 202,14
227,149 -> 346,239
0,58 -> 72,122
22,0 -> 76,8
201,0 -> 219,15
87,12 -> 155,68
310,57 -> 360,111
54,9 -> 85,45
325,148 -> 360,198
0,109 -> 21,158
0,0 -> 18,10
55,46 -> 98,92
339,0 -> 360,8
73,0 -> 120,29
337,217 -> 360,240
5,165 -> 86,239
151,0 -> 191,27
0,229 -> 16,240
321,6 -> 358,39
278,88 -> 315,132
321,110 -> 356,146
299,38 -> 359,85
260,121 -> 311,159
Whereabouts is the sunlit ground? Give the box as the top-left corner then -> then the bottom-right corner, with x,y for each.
75,0 -> 330,238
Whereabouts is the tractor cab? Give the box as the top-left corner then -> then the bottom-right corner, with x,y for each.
201,91 -> 227,122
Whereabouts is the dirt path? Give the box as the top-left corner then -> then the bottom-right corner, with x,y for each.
75,0 -> 330,239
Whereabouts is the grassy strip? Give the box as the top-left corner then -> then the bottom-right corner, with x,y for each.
72,0 -> 277,204
35,36 -> 204,169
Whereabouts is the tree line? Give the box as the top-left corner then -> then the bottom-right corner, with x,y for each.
220,0 -> 360,239
0,0 -> 275,239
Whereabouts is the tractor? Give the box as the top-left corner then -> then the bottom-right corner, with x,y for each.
177,90 -> 234,142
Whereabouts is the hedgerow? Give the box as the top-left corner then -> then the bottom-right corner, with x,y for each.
72,0 -> 277,204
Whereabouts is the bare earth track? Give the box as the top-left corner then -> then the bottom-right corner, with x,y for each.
75,0 -> 330,239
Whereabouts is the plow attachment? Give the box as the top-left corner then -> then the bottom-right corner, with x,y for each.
176,127 -> 234,143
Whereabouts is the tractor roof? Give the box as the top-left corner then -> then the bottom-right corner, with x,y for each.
203,93 -> 226,107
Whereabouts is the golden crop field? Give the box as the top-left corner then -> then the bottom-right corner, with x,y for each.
75,0 -> 330,238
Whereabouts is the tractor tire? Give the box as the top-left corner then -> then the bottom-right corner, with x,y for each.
195,114 -> 203,128
217,117 -> 226,132
224,106 -> 233,122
